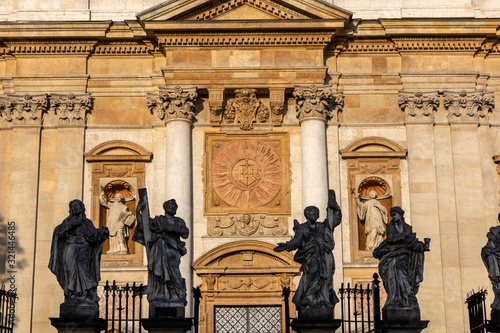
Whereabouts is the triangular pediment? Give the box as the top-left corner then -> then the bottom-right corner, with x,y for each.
137,0 -> 352,22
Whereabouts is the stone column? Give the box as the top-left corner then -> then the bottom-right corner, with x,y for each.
148,86 -> 198,316
0,93 -> 48,333
293,85 -> 343,219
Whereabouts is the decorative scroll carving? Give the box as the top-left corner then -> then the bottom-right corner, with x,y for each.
269,88 -> 285,126
207,214 -> 287,237
224,89 -> 269,130
443,90 -> 495,123
51,93 -> 92,125
0,94 -> 49,126
209,88 -> 224,126
219,276 -> 276,291
293,84 -> 343,122
147,86 -> 197,123
398,91 -> 439,124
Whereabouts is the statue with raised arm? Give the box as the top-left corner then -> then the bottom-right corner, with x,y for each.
373,206 -> 430,311
49,200 -> 109,317
355,190 -> 388,250
274,190 -> 342,312
482,213 -> 500,314
133,190 -> 189,308
99,188 -> 136,254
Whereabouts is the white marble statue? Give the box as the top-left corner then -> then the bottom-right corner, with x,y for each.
100,190 -> 136,254
355,190 -> 389,251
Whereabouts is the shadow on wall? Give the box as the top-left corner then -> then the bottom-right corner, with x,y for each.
0,214 -> 27,283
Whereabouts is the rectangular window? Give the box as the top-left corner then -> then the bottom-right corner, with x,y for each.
214,306 -> 282,333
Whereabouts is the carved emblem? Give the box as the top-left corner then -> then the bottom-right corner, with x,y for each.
443,90 -> 495,123
212,140 -> 282,208
398,91 -> 439,124
147,86 -> 198,123
224,89 -> 269,130
293,84 -> 343,121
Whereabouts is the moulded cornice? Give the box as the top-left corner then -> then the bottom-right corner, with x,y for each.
0,21 -> 112,38
340,136 -> 407,158
379,18 -> 500,37
85,140 -> 153,162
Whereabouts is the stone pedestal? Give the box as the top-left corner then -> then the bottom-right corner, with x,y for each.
50,318 -> 107,333
141,318 -> 193,333
291,318 -> 341,333
381,308 -> 429,333
487,310 -> 500,333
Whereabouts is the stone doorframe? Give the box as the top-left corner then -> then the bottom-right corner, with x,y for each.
192,240 -> 300,333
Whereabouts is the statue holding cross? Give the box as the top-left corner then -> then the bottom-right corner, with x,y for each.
132,189 -> 189,307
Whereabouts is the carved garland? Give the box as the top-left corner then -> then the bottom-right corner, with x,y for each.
293,84 -> 344,122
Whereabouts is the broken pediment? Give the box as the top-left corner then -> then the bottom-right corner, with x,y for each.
137,0 -> 352,22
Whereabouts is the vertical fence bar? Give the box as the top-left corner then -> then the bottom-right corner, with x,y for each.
118,285 -> 123,333
372,273 -> 382,333
125,283 -> 129,333
193,286 -> 202,333
111,280 -> 116,332
353,284 -> 358,331
139,284 -> 144,333
132,282 -> 136,333
282,287 -> 291,333
347,283 -> 352,333
360,284 -> 365,333
339,283 -> 345,332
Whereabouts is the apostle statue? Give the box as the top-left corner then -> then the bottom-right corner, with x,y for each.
372,206 -> 430,311
274,190 -> 342,311
49,200 -> 109,315
133,190 -> 189,306
355,190 -> 389,250
99,189 -> 136,254
481,213 -> 500,314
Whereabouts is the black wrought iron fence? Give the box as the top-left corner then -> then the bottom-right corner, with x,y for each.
466,289 -> 488,333
0,286 -> 16,333
101,280 -> 146,333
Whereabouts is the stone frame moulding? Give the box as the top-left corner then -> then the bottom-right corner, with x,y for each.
340,137 -> 407,263
192,240 -> 300,333
85,140 -> 152,267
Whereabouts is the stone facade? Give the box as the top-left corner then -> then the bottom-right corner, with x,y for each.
0,0 -> 500,332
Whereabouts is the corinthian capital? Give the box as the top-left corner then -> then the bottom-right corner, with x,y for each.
398,91 -> 439,124
0,93 -> 49,127
293,84 -> 343,122
147,86 -> 198,124
444,90 -> 495,124
50,93 -> 92,126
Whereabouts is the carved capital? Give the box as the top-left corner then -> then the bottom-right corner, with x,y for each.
293,84 -> 343,122
147,86 -> 198,124
398,91 -> 439,124
50,93 -> 92,126
0,93 -> 49,126
224,89 -> 269,130
444,90 -> 495,123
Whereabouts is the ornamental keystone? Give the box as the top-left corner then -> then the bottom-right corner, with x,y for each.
293,84 -> 343,122
147,86 -> 198,124
398,91 -> 439,124
443,90 -> 495,123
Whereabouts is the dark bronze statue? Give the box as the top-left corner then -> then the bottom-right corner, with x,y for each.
482,213 -> 500,313
274,190 -> 342,310
49,200 -> 109,314
373,206 -> 430,310
133,192 -> 189,306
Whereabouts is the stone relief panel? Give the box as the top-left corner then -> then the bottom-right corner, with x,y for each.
204,132 -> 291,236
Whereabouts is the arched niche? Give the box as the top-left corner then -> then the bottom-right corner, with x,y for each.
340,137 -> 406,263
193,240 -> 300,333
85,140 -> 152,267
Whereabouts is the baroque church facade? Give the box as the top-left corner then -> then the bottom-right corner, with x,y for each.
1,0 -> 500,332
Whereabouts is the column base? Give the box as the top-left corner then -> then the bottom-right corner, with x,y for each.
291,318 -> 341,333
50,317 -> 106,333
141,318 -> 193,333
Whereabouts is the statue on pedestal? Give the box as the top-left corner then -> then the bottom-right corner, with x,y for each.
355,190 -> 388,251
481,213 -> 500,314
49,200 -> 109,317
372,206 -> 430,311
99,190 -> 136,254
133,190 -> 189,308
274,190 -> 342,312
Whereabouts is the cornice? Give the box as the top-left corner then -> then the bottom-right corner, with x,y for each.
379,18 -> 500,36
392,37 -> 486,53
0,21 -> 112,38
5,39 -> 97,55
93,40 -> 151,55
